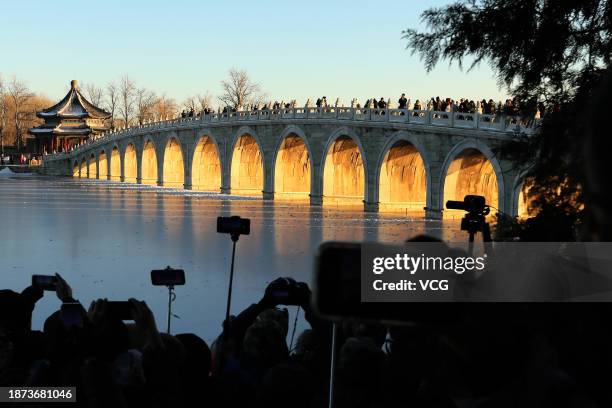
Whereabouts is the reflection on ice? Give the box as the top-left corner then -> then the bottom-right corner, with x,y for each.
0,175 -> 462,343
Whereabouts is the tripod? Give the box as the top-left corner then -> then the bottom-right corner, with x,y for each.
461,210 -> 492,255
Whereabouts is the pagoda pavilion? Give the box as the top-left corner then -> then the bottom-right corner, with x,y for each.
29,80 -> 111,154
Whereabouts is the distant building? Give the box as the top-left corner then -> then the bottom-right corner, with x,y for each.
29,80 -> 110,154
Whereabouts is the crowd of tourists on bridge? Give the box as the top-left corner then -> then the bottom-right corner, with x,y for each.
49,93 -> 543,156
176,94 -> 541,120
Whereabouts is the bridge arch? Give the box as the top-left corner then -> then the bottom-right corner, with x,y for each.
376,131 -> 430,213
191,134 -> 222,192
230,127 -> 265,195
162,137 -> 185,188
98,150 -> 108,180
123,143 -> 137,183
321,127 -> 368,205
512,173 -> 536,218
110,145 -> 121,181
54,116 -> 528,216
439,139 -> 504,216
79,158 -> 87,178
88,153 -> 96,179
72,161 -> 79,177
273,126 -> 312,200
141,138 -> 158,185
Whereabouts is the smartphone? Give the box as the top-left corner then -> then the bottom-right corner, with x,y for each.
151,268 -> 185,286
313,242 -> 461,325
272,290 -> 289,300
313,242 -> 363,319
32,274 -> 58,291
60,302 -> 85,328
217,216 -> 250,236
106,301 -> 134,320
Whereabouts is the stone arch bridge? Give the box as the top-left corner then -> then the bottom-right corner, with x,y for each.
42,107 -> 534,218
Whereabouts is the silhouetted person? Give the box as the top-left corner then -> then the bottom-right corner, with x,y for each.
398,93 -> 408,109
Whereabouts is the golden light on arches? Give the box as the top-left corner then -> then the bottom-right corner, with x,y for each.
230,134 -> 263,195
192,136 -> 221,192
79,160 -> 87,178
323,136 -> 365,206
274,134 -> 311,200
88,155 -> 96,179
163,138 -> 184,188
98,151 -> 108,180
141,141 -> 158,185
72,162 -> 79,177
517,179 -> 536,218
124,144 -> 137,183
379,140 -> 427,213
443,148 -> 498,218
110,147 -> 121,181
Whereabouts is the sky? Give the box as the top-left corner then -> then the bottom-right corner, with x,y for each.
0,0 -> 509,105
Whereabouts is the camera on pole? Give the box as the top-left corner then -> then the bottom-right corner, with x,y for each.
217,216 -> 251,330
150,266 -> 185,334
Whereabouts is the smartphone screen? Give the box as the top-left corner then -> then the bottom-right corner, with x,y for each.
106,301 -> 134,320
150,269 -> 185,286
32,274 -> 58,291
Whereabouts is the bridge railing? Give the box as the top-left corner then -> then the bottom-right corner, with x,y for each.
52,106 -> 538,160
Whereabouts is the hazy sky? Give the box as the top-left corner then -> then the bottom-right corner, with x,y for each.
1,0 -> 509,105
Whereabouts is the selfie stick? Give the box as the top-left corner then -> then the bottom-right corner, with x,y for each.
328,323 -> 338,408
166,284 -> 176,334
224,233 -> 240,328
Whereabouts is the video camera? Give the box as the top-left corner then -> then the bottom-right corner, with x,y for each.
446,195 -> 489,215
446,194 -> 492,251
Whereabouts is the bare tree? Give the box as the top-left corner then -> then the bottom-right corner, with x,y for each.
218,69 -> 261,110
0,76 -> 7,154
105,82 -> 119,129
152,94 -> 178,120
7,77 -> 33,151
117,75 -> 136,127
183,96 -> 197,112
83,83 -> 104,107
136,87 -> 156,125
184,92 -> 213,112
196,92 -> 213,111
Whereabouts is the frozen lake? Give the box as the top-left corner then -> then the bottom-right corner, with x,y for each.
0,170 -> 463,344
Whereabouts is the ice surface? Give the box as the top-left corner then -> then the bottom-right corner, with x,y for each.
0,175 -> 461,343
0,167 -> 32,177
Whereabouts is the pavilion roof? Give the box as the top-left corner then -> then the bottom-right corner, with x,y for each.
37,80 -> 111,120
29,123 -> 94,136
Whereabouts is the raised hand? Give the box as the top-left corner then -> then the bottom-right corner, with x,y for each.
55,273 -> 73,302
87,298 -> 108,324
129,298 -> 163,349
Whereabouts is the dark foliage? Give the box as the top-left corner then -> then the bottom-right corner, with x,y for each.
404,0 -> 612,240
